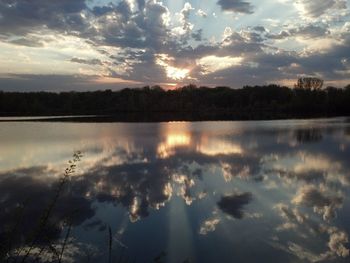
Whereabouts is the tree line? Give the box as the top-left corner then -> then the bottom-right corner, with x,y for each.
0,84 -> 350,121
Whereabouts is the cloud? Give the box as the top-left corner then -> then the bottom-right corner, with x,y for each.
197,55 -> 243,74
0,0 -> 349,88
327,230 -> 350,258
172,2 -> 195,41
180,2 -> 195,23
70,57 -> 104,66
199,218 -> 220,235
274,203 -> 308,227
253,26 -> 266,33
15,240 -> 98,263
266,24 -> 330,40
0,117 -> 350,261
0,0 -> 87,35
0,166 -> 96,251
286,242 -> 327,262
295,0 -> 347,18
292,185 -> 343,221
0,73 -> 145,91
196,9 -> 208,18
290,24 -> 331,38
7,36 -> 45,47
77,158 -> 178,222
155,54 -> 191,80
217,192 -> 252,219
277,169 -> 326,182
274,203 -> 349,260
191,29 -> 203,41
217,0 -> 254,14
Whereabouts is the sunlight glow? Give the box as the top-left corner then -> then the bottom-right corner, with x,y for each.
197,138 -> 243,156
166,66 -> 190,80
157,133 -> 191,158
155,54 -> 190,80
197,55 -> 243,74
166,134 -> 191,147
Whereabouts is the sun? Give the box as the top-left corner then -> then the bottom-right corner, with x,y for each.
165,66 -> 190,80
155,53 -> 190,80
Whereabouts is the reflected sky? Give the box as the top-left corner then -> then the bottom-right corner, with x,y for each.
0,118 -> 350,262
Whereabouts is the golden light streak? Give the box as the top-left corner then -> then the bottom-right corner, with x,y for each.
155,54 -> 191,80
157,133 -> 191,158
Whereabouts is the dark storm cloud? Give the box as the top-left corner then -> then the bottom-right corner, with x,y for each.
0,0 -> 87,34
217,0 -> 254,14
217,192 -> 253,219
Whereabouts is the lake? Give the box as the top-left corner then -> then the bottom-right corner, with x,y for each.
0,118 -> 349,263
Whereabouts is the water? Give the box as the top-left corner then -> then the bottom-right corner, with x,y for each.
0,118 -> 349,262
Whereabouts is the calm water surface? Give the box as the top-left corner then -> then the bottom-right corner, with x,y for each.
0,118 -> 350,262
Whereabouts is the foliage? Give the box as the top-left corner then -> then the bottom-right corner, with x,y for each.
0,83 -> 350,120
294,77 -> 324,90
0,152 -> 83,263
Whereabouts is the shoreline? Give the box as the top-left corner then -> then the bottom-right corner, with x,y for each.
0,114 -> 348,123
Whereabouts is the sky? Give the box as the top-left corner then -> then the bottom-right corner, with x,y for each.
0,0 -> 349,91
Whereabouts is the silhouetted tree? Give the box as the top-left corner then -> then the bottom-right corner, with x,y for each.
295,77 -> 324,90
0,82 -> 349,120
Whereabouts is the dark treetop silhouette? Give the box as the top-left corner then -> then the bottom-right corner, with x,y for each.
1,83 -> 350,121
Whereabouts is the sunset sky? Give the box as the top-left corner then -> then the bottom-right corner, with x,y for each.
0,0 -> 349,91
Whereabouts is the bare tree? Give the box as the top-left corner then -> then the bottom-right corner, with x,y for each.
295,77 -> 324,90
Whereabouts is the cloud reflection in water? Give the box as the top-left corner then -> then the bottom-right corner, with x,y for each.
0,119 -> 349,262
